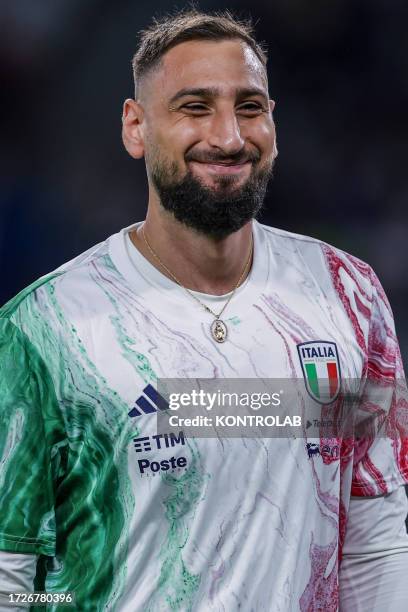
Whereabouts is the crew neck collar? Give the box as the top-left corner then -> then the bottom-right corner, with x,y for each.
108,219 -> 270,316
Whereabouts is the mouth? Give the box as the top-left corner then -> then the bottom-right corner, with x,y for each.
189,160 -> 251,176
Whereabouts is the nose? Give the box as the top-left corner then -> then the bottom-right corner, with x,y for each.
207,108 -> 245,155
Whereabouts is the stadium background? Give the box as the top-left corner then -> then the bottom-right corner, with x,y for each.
1,0 -> 407,374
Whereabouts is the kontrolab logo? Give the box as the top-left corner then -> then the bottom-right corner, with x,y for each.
132,431 -> 187,476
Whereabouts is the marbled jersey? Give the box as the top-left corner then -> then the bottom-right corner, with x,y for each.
0,220 -> 407,611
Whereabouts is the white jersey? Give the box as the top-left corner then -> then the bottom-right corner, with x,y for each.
0,220 -> 407,611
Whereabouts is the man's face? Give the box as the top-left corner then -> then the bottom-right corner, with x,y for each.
130,39 -> 277,238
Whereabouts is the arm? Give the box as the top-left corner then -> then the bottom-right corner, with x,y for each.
0,318 -> 65,604
339,486 -> 408,611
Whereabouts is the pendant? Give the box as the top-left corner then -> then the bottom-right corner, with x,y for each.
211,319 -> 227,343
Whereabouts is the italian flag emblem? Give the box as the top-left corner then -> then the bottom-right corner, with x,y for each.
297,341 -> 341,404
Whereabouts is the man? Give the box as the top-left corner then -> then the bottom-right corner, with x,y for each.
0,9 -> 407,611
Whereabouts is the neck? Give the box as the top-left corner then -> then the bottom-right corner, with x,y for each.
130,206 -> 254,296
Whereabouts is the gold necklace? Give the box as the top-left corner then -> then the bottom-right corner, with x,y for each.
141,226 -> 253,343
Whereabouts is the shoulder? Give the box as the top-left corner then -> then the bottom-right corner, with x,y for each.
256,220 -> 376,294
0,234 -> 120,330
257,220 -> 369,267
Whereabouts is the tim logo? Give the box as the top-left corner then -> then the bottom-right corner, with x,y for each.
128,384 -> 169,418
306,442 -> 339,461
133,431 -> 186,453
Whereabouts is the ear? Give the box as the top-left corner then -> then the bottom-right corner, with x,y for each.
122,98 -> 145,159
269,99 -> 278,159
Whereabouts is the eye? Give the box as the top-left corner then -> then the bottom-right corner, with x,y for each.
238,102 -> 264,113
182,103 -> 209,113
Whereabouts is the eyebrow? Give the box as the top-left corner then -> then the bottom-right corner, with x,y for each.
168,86 -> 269,106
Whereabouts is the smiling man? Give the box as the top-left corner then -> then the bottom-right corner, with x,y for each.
123,24 -> 277,307
0,8 -> 408,612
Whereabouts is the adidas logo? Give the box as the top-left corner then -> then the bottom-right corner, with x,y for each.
128,384 -> 169,418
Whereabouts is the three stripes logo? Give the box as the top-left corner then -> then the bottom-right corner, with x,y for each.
128,384 -> 169,418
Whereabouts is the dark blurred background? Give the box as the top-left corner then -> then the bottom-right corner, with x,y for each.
1,0 -> 407,367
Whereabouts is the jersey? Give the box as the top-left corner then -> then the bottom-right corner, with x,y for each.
0,220 -> 407,611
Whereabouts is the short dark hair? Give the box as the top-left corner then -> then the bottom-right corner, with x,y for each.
132,8 -> 268,98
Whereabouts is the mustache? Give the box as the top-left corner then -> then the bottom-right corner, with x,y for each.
185,149 -> 261,165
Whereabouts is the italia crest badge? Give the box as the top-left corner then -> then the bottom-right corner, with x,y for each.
297,341 -> 341,404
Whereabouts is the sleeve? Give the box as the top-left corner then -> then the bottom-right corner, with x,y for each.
0,551 -> 38,610
351,267 -> 408,496
339,486 -> 408,611
0,318 -> 65,556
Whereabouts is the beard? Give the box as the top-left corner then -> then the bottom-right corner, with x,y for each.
149,148 -> 274,239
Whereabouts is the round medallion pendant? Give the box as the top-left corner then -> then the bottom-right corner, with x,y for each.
211,319 -> 227,343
